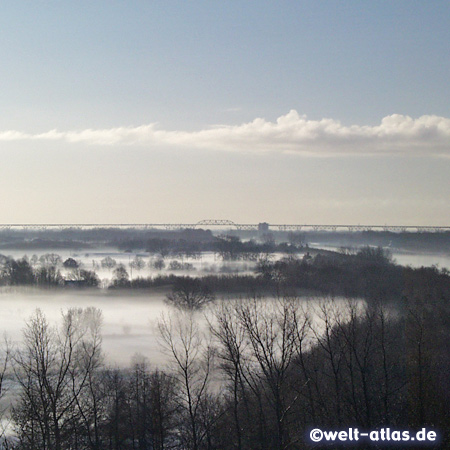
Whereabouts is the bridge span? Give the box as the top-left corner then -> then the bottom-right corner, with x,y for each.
0,220 -> 448,233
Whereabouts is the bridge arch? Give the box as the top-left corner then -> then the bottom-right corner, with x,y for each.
195,219 -> 238,229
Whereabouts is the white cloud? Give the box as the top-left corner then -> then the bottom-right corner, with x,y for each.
1,111 -> 449,156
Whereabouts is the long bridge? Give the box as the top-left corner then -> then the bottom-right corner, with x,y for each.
0,219 -> 448,233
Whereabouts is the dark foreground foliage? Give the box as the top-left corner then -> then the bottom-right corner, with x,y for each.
3,286 -> 449,450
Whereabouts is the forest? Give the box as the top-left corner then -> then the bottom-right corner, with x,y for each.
0,243 -> 448,449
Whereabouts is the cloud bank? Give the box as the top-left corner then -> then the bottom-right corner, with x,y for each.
1,111 -> 449,157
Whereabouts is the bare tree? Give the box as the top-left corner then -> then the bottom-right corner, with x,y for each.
337,301 -> 376,426
308,298 -> 347,426
210,300 -> 248,450
103,368 -> 130,449
126,355 -> 154,449
148,368 -> 179,450
236,297 -> 308,450
68,308 -> 104,449
152,259 -> 166,271
129,256 -> 146,272
39,254 -> 62,267
0,339 -> 11,444
166,278 -> 214,310
12,308 -> 103,450
158,311 -> 214,450
111,264 -> 130,288
100,257 -> 117,271
35,265 -> 63,288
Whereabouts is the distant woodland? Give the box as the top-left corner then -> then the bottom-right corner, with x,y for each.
0,230 -> 449,449
0,227 -> 449,253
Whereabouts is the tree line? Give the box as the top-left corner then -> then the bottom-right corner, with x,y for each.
3,248 -> 450,308
0,255 -> 100,288
1,284 -> 448,449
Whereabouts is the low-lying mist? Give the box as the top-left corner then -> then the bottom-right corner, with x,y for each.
0,288 -> 168,366
0,288 -> 367,367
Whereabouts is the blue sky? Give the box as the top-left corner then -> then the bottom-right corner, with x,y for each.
0,1 -> 449,224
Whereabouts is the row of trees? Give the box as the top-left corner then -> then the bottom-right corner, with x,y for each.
0,256 -> 100,288
0,253 -> 243,290
3,247 -> 447,304
2,285 -> 449,449
4,248 -> 450,312
257,247 -> 405,301
0,256 -> 201,289
117,234 -> 306,259
0,253 -> 254,289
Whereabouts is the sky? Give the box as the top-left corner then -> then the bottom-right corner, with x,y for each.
0,1 -> 449,226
